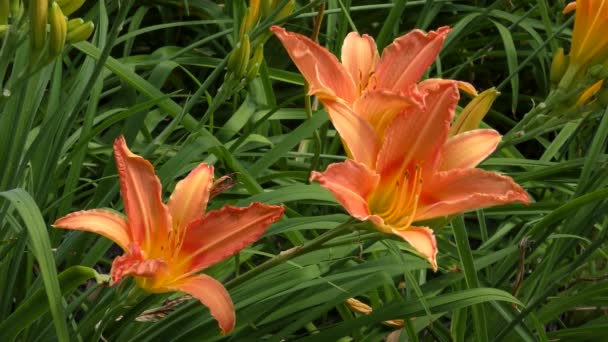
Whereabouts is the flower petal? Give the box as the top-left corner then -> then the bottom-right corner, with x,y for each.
391,226 -> 438,271
168,274 -> 235,335
375,26 -> 451,93
376,81 -> 459,180
168,163 -> 214,231
53,209 -> 131,250
416,168 -> 530,221
110,244 -> 167,284
113,136 -> 171,255
341,32 -> 379,93
271,26 -> 357,102
324,99 -> 381,169
310,160 -> 379,221
353,89 -> 422,140
439,129 -> 501,171
178,203 -> 284,273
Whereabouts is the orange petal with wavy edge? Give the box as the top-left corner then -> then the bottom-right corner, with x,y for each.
416,168 -> 530,221
310,160 -> 379,221
113,136 -> 171,255
271,26 -> 357,102
324,99 -> 381,169
375,26 -> 451,93
168,274 -> 235,335
178,203 -> 284,273
110,245 -> 168,284
53,209 -> 131,251
168,163 -> 214,231
341,32 -> 379,93
354,89 -> 422,140
439,129 -> 501,171
376,81 -> 459,180
391,226 -> 438,271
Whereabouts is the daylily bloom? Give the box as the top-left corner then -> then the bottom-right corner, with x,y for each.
311,81 -> 530,271
53,137 -> 284,334
563,1 -> 608,70
271,25 -> 476,167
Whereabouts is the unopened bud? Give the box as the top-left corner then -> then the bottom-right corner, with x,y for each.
30,0 -> 48,49
66,17 -> 83,31
450,87 -> 500,136
227,34 -> 251,78
275,0 -> 295,20
60,0 -> 85,16
48,2 -> 67,57
550,48 -> 568,85
66,20 -> 94,43
245,44 -> 264,81
575,80 -> 603,106
239,8 -> 256,38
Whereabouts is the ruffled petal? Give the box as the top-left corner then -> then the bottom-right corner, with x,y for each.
353,89 -> 422,140
168,274 -> 235,335
324,99 -> 381,169
416,168 -> 530,221
391,226 -> 438,271
178,203 -> 284,273
53,209 -> 130,251
110,244 -> 168,284
376,81 -> 459,180
375,26 -> 451,93
113,136 -> 171,255
439,129 -> 501,171
168,163 -> 214,231
271,26 -> 357,102
341,32 -> 379,93
310,160 -> 379,221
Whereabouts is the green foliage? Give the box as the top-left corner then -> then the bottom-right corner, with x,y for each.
0,1 -> 606,341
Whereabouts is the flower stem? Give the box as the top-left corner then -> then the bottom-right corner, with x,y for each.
226,220 -> 355,289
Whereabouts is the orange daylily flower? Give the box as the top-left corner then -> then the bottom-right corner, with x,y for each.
563,1 -> 608,69
311,81 -> 530,271
53,136 -> 284,335
271,25 -> 476,168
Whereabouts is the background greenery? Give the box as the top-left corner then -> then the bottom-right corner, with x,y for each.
1,0 -> 607,341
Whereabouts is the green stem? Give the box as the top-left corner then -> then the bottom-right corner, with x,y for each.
226,220 -> 355,289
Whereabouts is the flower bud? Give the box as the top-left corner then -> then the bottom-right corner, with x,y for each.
66,19 -> 94,43
59,0 -> 85,16
245,44 -> 264,81
450,88 -> 500,136
575,80 -> 603,106
275,0 -> 295,20
227,34 -> 251,78
550,48 -> 568,85
66,17 -> 83,31
239,8 -> 256,38
30,0 -> 48,49
48,2 -> 67,57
